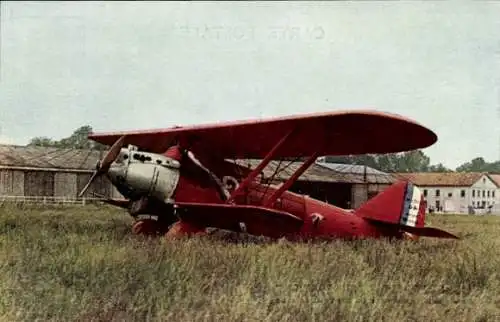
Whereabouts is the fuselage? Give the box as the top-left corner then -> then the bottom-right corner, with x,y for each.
173,175 -> 398,240
105,147 -> 403,240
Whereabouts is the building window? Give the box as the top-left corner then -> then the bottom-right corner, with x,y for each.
493,191 -> 496,198
436,189 -> 440,197
461,190 -> 466,198
423,189 -> 428,197
448,192 -> 452,198
483,190 -> 486,198
472,190 -> 476,197
483,178 -> 486,183
488,191 -> 491,198
482,201 -> 486,208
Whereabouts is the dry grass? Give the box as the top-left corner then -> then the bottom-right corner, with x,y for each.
0,204 -> 500,321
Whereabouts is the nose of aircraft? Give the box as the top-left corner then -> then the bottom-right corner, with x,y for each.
107,165 -> 127,184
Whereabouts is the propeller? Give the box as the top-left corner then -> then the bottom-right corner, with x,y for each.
78,136 -> 126,197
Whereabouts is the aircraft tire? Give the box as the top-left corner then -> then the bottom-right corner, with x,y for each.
132,219 -> 170,236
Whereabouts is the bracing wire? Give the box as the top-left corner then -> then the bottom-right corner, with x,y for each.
258,156 -> 304,203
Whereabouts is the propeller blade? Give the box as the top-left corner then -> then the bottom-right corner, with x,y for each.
78,135 -> 126,198
78,171 -> 99,197
100,135 -> 126,172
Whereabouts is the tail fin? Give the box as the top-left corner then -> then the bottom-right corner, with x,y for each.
355,180 -> 458,239
356,180 -> 425,227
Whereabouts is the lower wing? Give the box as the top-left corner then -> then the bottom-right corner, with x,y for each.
174,202 -> 304,238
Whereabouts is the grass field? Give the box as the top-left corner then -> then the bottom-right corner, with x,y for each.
0,204 -> 499,321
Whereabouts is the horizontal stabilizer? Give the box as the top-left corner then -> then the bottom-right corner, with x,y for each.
366,219 -> 459,239
174,202 -> 303,238
400,225 -> 459,239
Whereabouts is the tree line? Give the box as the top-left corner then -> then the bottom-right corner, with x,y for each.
28,125 -> 106,150
27,125 -> 500,174
323,153 -> 500,174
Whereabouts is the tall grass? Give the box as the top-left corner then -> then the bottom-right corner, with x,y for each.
0,204 -> 499,321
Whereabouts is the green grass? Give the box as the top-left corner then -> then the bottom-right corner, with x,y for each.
1,204 -> 500,321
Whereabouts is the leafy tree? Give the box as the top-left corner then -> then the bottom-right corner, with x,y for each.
428,163 -> 452,172
28,125 -> 106,150
455,157 -> 500,173
28,137 -> 58,147
393,150 -> 431,173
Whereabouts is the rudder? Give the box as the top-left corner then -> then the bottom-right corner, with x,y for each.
355,180 -> 458,239
355,180 -> 425,228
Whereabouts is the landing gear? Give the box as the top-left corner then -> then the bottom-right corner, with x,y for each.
132,219 -> 160,235
130,215 -> 177,236
128,196 -> 177,236
164,221 -> 207,239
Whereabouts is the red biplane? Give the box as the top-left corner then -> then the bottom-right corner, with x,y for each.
79,110 -> 458,241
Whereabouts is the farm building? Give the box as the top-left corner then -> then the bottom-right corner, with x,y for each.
0,144 -> 122,203
0,144 -> 395,208
394,172 -> 500,214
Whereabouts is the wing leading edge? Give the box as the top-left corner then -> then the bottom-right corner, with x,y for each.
89,110 -> 437,159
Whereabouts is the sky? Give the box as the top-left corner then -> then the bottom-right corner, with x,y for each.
1,1 -> 499,169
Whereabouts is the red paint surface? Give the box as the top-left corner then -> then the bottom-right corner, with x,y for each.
169,173 -> 458,240
89,110 -> 437,159
93,111 -> 456,241
163,145 -> 183,161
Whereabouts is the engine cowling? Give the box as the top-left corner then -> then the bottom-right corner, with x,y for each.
125,162 -> 180,202
107,151 -> 181,203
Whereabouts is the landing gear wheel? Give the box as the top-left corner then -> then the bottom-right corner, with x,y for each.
132,218 -> 173,236
132,219 -> 160,236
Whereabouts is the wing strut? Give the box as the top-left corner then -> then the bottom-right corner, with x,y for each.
263,152 -> 319,207
227,128 -> 295,203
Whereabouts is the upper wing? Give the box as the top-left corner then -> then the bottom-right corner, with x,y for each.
174,202 -> 303,238
89,110 -> 437,159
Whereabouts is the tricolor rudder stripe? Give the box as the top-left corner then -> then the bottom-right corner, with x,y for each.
399,182 -> 422,227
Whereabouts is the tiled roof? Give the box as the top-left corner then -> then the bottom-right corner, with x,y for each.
394,172 -> 487,187
489,174 -> 500,187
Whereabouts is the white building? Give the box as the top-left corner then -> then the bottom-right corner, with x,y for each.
395,172 -> 500,214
